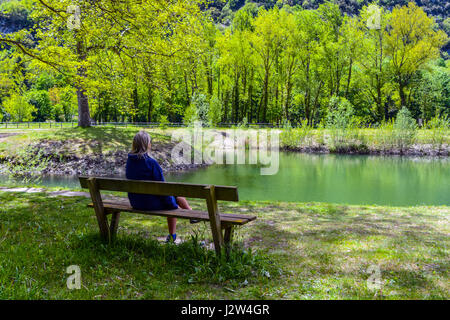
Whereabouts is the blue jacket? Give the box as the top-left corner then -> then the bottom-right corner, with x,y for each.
125,153 -> 178,211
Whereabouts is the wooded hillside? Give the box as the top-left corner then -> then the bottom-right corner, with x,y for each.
0,1 -> 448,127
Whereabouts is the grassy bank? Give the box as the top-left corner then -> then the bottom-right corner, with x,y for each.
0,189 -> 448,299
1,126 -> 449,159
279,127 -> 449,155
0,127 -> 195,176
0,127 -> 171,159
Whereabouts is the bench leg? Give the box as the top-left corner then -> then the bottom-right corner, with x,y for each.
205,186 -> 224,256
109,212 -> 121,239
87,178 -> 110,242
224,226 -> 234,245
224,225 -> 234,256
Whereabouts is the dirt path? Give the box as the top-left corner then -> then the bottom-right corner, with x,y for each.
0,132 -> 21,140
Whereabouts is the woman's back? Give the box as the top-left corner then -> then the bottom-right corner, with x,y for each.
125,153 -> 178,211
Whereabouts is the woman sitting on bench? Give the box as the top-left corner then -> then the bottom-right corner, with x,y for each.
126,130 -> 192,243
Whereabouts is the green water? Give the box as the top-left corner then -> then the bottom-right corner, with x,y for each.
1,153 -> 449,206
165,153 -> 450,206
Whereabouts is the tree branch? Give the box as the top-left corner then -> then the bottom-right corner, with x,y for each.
0,38 -> 65,74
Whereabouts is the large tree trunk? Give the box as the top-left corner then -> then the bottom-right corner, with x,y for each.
76,38 -> 91,127
76,87 -> 91,127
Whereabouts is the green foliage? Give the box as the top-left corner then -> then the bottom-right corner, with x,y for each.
0,0 -> 448,126
2,93 -> 36,122
158,115 -> 170,129
208,96 -> 223,127
4,144 -> 49,183
280,119 -> 315,149
393,107 -> 418,152
26,89 -> 52,121
326,97 -> 354,130
325,97 -> 365,152
191,93 -> 210,124
31,72 -> 56,91
412,60 -> 450,120
60,86 -> 77,122
426,114 -> 449,151
183,103 -> 199,126
386,3 -> 447,110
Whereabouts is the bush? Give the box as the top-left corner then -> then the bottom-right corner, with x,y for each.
280,119 -> 314,149
26,90 -> 53,121
325,97 -> 364,152
426,114 -> 449,152
185,93 -> 209,126
208,96 -> 222,127
5,144 -> 49,183
158,114 -> 170,129
2,93 -> 36,122
183,103 -> 198,126
393,107 -> 418,153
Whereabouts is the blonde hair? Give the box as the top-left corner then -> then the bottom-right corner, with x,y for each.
131,130 -> 151,157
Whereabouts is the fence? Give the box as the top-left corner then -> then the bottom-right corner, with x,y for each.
0,121 -> 285,130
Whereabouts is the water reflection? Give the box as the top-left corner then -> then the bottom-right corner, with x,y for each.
1,153 -> 449,206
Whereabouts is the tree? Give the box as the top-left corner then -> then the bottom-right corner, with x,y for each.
26,89 -> 52,121
386,3 -> 447,109
3,93 -> 36,122
250,8 -> 284,123
356,4 -> 391,121
208,96 -> 223,127
411,59 -> 450,120
1,0 -> 206,127
293,9 -> 325,125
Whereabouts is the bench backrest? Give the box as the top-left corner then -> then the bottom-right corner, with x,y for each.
78,176 -> 239,201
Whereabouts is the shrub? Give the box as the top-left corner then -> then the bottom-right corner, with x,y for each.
393,107 -> 418,153
2,93 -> 36,122
26,89 -> 53,122
158,114 -> 169,129
325,97 -> 364,152
183,102 -> 199,126
280,119 -> 314,150
426,114 -> 449,152
5,144 -> 49,183
208,96 -> 222,127
185,93 -> 209,126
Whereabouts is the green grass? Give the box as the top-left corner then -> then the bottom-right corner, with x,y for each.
1,126 -> 448,159
279,127 -> 450,152
0,190 -> 448,299
0,127 -> 171,158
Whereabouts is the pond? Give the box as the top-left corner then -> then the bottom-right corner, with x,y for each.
1,153 -> 449,206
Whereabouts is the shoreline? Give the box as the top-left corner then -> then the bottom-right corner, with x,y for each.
0,127 -> 448,177
281,144 -> 449,156
1,141 -> 448,177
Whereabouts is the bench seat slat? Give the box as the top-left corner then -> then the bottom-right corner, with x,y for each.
79,176 -> 238,201
88,202 -> 256,226
99,199 -> 257,222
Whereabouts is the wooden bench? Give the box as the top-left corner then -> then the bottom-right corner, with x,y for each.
78,176 -> 256,254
